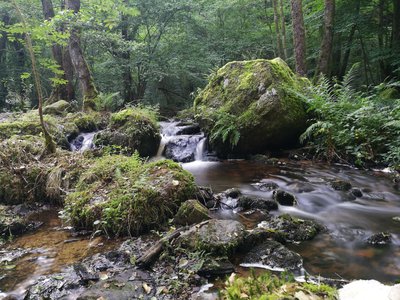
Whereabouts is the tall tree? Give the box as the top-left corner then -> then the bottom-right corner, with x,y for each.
11,0 -> 56,153
272,0 -> 284,58
279,0 -> 288,59
393,0 -> 400,50
290,0 -> 307,76
41,0 -> 75,102
66,0 -> 97,111
316,0 -> 335,76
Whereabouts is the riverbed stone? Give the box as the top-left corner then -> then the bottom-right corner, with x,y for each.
237,195 -> 278,211
273,189 -> 297,206
258,214 -> 324,242
366,232 -> 392,245
251,181 -> 279,192
194,58 -> 309,156
173,200 -> 211,226
177,219 -> 246,256
164,135 -> 204,162
330,180 -> 352,191
241,240 -> 303,272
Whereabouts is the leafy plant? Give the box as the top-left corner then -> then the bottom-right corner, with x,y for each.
210,111 -> 241,149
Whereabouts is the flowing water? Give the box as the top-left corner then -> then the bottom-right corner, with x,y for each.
1,121 -> 399,297
70,132 -> 96,152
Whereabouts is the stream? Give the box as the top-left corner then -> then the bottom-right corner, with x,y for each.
1,120 -> 399,297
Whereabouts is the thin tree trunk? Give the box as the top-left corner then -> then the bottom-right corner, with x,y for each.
359,31 -> 373,85
339,0 -> 360,79
272,0 -> 284,58
121,0 -> 134,103
279,0 -> 288,59
316,0 -> 335,76
66,0 -> 98,111
378,0 -> 389,80
393,0 -> 400,49
290,0 -> 307,76
331,32 -> 341,77
0,13 -> 9,106
41,0 -> 75,103
12,0 -> 56,154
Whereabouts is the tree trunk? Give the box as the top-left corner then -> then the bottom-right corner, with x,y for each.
393,0 -> 400,49
121,0 -> 134,103
41,0 -> 75,103
272,0 -> 284,58
378,0 -> 389,80
316,0 -> 335,76
331,32 -> 341,77
66,0 -> 97,111
279,0 -> 288,59
290,0 -> 307,76
0,14 -> 9,106
339,0 -> 360,79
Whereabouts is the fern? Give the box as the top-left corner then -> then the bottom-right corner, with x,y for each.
210,111 -> 241,149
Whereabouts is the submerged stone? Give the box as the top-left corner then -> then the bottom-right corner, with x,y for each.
195,58 -> 309,156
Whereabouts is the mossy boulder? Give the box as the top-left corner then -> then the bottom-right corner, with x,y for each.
173,199 -> 211,225
195,58 -> 309,156
64,156 -> 196,236
94,108 -> 161,157
177,219 -> 246,256
43,100 -> 71,115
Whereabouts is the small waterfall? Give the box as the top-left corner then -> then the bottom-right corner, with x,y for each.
194,138 -> 206,161
154,120 -> 207,162
70,132 -> 96,152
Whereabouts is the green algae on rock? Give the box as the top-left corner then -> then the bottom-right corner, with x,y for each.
64,155 -> 196,236
94,107 -> 161,157
194,58 -> 309,156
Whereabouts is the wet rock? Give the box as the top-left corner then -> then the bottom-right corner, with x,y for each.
258,214 -> 324,242
393,216 -> 400,223
241,240 -> 303,272
237,195 -> 278,211
197,257 -> 235,278
272,189 -> 297,206
0,205 -> 43,237
251,181 -> 279,191
176,124 -> 201,135
330,180 -> 352,191
177,219 -> 246,256
174,200 -> 211,226
74,263 -> 99,284
287,182 -> 314,193
240,227 -> 285,252
350,188 -> 363,198
224,188 -> 242,199
194,186 -> 215,205
164,135 -> 203,162
366,232 -> 392,245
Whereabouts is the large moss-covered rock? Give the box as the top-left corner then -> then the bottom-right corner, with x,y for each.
195,58 -> 309,155
94,108 -> 161,157
43,100 -> 71,115
64,156 -> 196,236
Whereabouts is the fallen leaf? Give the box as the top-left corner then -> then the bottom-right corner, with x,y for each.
143,282 -> 152,294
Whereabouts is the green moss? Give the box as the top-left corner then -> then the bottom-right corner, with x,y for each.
195,58 -> 310,155
65,155 -> 196,236
220,271 -> 338,300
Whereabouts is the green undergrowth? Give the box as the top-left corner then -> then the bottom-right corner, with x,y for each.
64,154 -> 196,236
299,71 -> 400,169
220,271 -> 338,300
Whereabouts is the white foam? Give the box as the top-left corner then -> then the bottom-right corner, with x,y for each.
338,280 -> 400,300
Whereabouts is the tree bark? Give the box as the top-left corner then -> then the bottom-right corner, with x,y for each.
290,0 -> 307,76
0,13 -> 10,106
41,0 -> 75,103
316,0 -> 335,76
339,0 -> 360,79
66,0 -> 97,111
279,0 -> 288,59
393,0 -> 400,49
121,0 -> 134,103
272,0 -> 284,58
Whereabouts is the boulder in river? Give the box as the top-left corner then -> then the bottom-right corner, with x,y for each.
177,219 -> 246,256
241,240 -> 303,272
237,195 -> 278,211
194,58 -> 309,156
164,135 -> 203,162
330,179 -> 352,191
94,108 -> 160,157
65,156 -> 196,236
273,189 -> 297,206
366,232 -> 392,245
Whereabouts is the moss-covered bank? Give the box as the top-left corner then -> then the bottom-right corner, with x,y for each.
65,155 -> 196,236
195,58 -> 309,156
